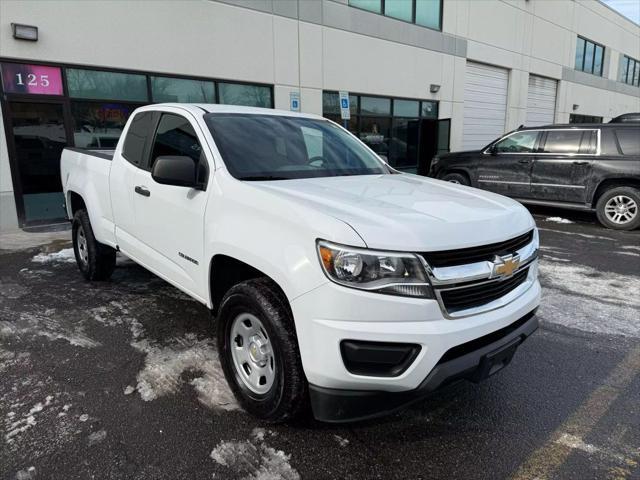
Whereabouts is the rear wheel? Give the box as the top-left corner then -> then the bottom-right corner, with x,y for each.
441,172 -> 470,186
217,278 -> 307,422
595,187 -> 640,230
72,209 -> 116,280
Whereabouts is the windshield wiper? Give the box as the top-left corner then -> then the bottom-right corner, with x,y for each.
238,175 -> 290,181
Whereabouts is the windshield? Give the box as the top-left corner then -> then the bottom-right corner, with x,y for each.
204,113 -> 389,180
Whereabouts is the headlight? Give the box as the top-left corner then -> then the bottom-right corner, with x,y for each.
317,240 -> 433,298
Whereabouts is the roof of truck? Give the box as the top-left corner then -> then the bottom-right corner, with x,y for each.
141,103 -> 324,120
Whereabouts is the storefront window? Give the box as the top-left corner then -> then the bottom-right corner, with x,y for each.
151,76 -> 215,103
66,68 -> 148,101
361,96 -> 391,115
218,83 -> 272,108
421,100 -> 438,118
394,99 -> 420,117
359,116 -> 391,159
71,102 -> 140,148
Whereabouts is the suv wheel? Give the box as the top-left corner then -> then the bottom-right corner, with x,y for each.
217,278 -> 307,422
72,209 -> 116,280
441,172 -> 470,186
596,186 -> 640,230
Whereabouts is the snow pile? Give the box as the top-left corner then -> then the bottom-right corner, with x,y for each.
0,311 -> 99,348
545,217 -> 573,224
538,260 -> 640,338
32,248 -> 76,264
210,439 -> 299,480
132,333 -> 238,411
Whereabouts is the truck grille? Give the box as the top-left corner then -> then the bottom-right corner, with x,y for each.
438,267 -> 530,313
421,230 -> 534,268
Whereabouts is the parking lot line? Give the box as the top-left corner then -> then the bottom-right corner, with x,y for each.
511,345 -> 640,480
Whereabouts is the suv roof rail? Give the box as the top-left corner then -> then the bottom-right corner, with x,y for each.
609,113 -> 640,123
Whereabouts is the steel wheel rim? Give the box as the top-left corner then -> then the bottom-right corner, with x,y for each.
230,313 -> 275,395
604,195 -> 637,224
77,226 -> 89,265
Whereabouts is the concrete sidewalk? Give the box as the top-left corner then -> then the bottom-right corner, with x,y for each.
0,226 -> 71,252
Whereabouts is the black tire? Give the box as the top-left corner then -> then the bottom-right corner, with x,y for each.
441,172 -> 470,186
217,278 -> 307,422
72,209 -> 116,281
595,186 -> 640,231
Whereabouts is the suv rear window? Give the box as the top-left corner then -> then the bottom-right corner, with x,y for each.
541,130 -> 597,154
122,111 -> 154,167
615,129 -> 640,155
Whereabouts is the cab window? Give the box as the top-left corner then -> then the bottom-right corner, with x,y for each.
149,113 -> 208,183
122,111 -> 154,167
540,130 -> 594,154
493,131 -> 539,154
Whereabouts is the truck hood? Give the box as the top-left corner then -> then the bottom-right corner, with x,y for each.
253,174 -> 534,251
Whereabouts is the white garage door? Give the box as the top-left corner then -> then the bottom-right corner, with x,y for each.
526,75 -> 557,127
463,62 -> 509,150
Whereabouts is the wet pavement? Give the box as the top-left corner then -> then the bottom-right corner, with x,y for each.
1,208 -> 639,480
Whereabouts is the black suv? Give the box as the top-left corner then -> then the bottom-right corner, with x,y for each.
429,123 -> 640,230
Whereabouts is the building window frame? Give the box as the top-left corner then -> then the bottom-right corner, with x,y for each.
569,114 -> 603,124
575,36 -> 605,77
620,55 -> 640,87
348,0 -> 443,31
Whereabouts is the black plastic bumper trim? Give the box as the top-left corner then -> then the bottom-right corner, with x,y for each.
309,309 -> 538,423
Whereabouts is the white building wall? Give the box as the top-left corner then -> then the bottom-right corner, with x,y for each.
0,0 -> 638,230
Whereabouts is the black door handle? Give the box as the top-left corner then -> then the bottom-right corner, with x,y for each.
573,161 -> 589,165
517,158 -> 531,164
135,186 -> 150,197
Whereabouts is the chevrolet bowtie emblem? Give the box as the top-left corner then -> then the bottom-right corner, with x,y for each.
491,254 -> 520,278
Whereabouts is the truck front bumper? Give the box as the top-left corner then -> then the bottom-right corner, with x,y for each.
308,309 -> 538,422
290,272 -> 541,422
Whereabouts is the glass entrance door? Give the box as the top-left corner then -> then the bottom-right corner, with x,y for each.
8,101 -> 69,224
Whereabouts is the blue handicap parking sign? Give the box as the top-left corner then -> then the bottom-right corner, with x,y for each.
341,98 -> 349,108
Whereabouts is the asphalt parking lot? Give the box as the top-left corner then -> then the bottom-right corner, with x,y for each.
1,208 -> 639,480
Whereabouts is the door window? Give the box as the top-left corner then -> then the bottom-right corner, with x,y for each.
541,130 -> 589,154
493,131 -> 539,153
122,111 -> 155,167
149,113 -> 207,182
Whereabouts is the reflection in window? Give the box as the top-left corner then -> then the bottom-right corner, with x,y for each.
66,68 -> 148,101
575,36 -> 604,76
494,131 -> 538,153
385,0 -> 412,21
150,114 -> 203,168
71,102 -> 139,148
394,99 -> 420,117
541,130 -> 586,154
218,83 -> 272,108
415,0 -> 441,30
151,76 -> 215,103
361,96 -> 391,115
359,117 -> 391,159
349,0 -> 381,13
620,55 -> 640,86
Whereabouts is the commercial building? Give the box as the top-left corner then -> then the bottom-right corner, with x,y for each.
1,0 -> 639,230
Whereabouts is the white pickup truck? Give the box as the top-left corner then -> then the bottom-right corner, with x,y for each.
61,104 -> 540,423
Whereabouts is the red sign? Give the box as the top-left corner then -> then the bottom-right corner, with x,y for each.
1,62 -> 63,95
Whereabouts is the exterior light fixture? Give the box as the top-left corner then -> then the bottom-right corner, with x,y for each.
11,23 -> 38,41
430,84 -> 441,93
572,104 -> 579,110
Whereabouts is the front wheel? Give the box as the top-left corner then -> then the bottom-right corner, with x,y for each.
72,209 -> 116,280
441,172 -> 470,186
595,187 -> 640,230
217,278 -> 308,422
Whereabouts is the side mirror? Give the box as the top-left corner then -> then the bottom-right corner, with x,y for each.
487,145 -> 498,156
151,155 -> 205,190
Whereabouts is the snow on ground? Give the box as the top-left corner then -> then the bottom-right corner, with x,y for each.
31,248 -> 76,264
537,260 -> 640,338
210,437 -> 299,480
0,311 -> 99,348
545,217 -> 573,224
132,333 -> 238,411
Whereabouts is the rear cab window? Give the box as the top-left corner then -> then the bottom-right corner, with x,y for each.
122,111 -> 155,167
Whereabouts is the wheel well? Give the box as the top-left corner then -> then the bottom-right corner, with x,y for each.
209,255 -> 287,316
68,191 -> 86,216
440,169 -> 470,182
592,178 -> 640,207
